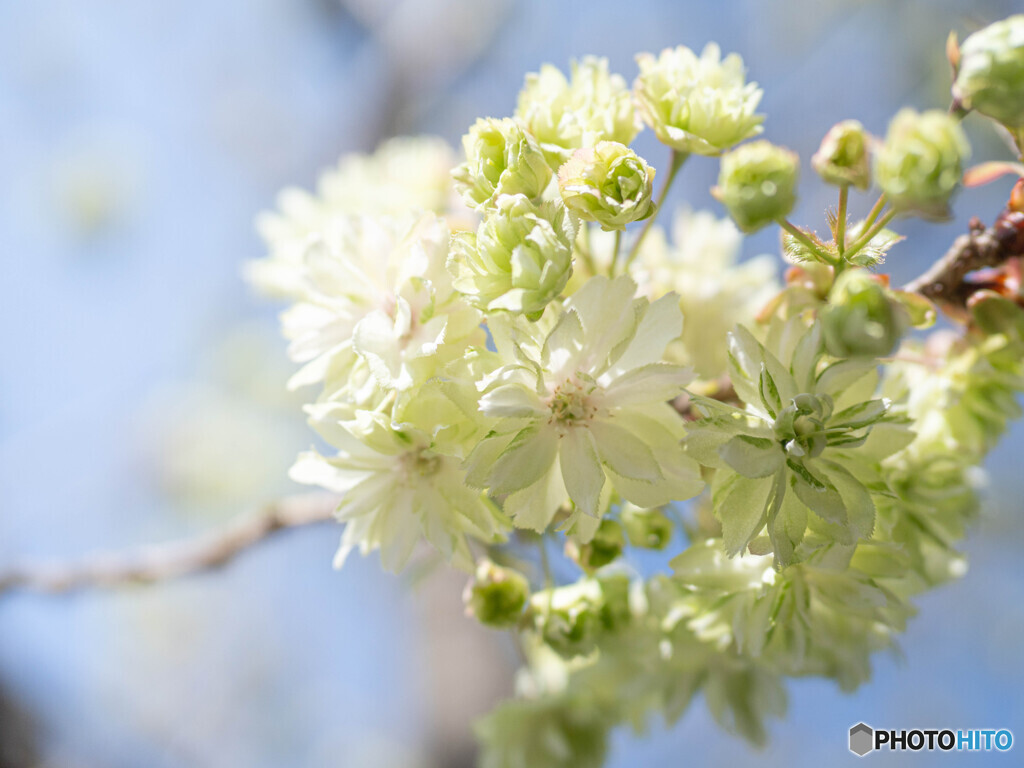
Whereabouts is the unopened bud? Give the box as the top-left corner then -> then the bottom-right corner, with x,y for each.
821,269 -> 906,358
464,559 -> 531,628
620,505 -> 673,550
713,140 -> 799,233
565,518 -> 625,572
953,15 -> 1024,129
812,120 -> 871,190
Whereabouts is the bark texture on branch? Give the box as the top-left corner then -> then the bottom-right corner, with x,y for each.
0,492 -> 338,596
903,210 -> 1024,307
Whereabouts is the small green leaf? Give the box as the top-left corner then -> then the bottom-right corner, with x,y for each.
788,459 -> 847,526
715,472 -> 775,556
719,435 -> 784,478
829,398 -> 891,430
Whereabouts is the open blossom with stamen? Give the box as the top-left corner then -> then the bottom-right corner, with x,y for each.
465,275 -> 704,532
291,392 -> 507,572
276,212 -> 483,396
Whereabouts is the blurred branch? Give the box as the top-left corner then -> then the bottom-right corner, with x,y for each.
904,209 -> 1024,307
0,492 -> 338,596
672,379 -> 739,420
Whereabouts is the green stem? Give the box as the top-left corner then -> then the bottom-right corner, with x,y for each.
862,194 -> 888,231
836,186 -> 848,256
577,223 -> 598,277
539,536 -> 553,589
610,230 -> 623,274
779,219 -> 834,264
622,149 -> 688,272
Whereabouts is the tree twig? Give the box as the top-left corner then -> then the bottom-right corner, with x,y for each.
903,210 -> 1024,306
672,379 -> 739,420
0,492 -> 339,596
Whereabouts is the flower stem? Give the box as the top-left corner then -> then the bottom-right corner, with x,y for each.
862,193 -> 888,231
836,186 -> 848,256
622,149 -> 688,272
539,536 -> 553,588
846,208 -> 897,257
577,223 -> 598,277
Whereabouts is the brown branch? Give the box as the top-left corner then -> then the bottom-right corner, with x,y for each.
903,210 -> 1024,307
673,378 -> 739,420
0,492 -> 339,596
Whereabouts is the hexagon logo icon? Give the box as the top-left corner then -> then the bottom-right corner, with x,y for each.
849,722 -> 874,757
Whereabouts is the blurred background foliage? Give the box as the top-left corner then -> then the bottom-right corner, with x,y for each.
0,1 -> 1022,766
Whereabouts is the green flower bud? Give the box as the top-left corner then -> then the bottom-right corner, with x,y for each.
811,120 -> 871,190
620,504 -> 673,550
450,194 -> 575,318
515,56 -> 640,168
953,15 -> 1024,128
713,140 -> 799,233
821,269 -> 907,358
464,559 -> 531,628
452,117 -> 552,210
874,109 -> 969,221
595,572 -> 633,631
557,142 -> 656,231
634,43 -> 764,156
565,518 -> 625,572
528,580 -> 603,659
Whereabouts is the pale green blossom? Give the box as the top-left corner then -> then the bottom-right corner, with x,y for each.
515,56 -> 641,168
275,213 -> 482,397
452,117 -> 552,210
466,275 -> 704,531
684,318 -> 910,566
291,393 -> 506,571
634,44 -> 764,156
450,194 -> 576,318
557,142 -> 656,231
250,137 -> 458,298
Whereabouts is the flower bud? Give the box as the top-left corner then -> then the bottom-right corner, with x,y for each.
595,573 -> 633,631
821,269 -> 906,358
565,518 -> 625,572
464,559 -> 531,628
515,56 -> 640,168
452,117 -> 552,210
634,43 -> 764,156
874,109 -> 969,221
713,140 -> 799,233
811,120 -> 871,190
528,580 -> 604,659
620,504 -> 673,550
953,15 -> 1024,129
557,142 -> 656,231
450,194 -> 575,318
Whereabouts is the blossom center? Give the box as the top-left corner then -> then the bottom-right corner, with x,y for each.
400,446 -> 442,482
547,377 -> 597,431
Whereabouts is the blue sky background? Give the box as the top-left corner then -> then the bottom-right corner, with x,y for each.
1,1 -> 1023,765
